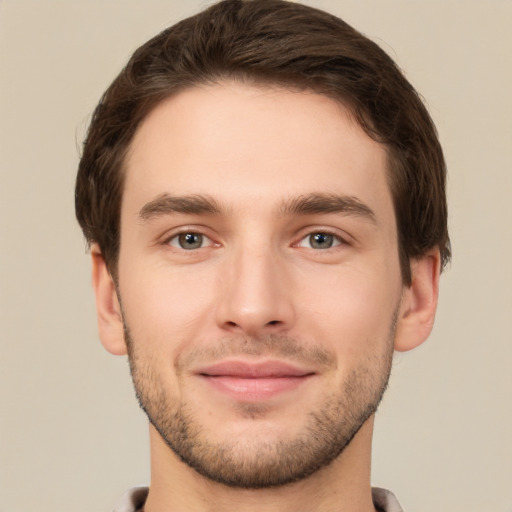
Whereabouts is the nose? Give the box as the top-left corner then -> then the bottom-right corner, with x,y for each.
215,243 -> 295,337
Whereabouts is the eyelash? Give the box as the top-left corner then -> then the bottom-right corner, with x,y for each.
163,228 -> 348,252
295,231 -> 346,250
165,230 -> 217,250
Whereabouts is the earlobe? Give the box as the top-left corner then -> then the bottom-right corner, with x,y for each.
91,244 -> 127,356
394,249 -> 441,352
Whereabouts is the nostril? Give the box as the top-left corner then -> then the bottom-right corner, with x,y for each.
267,320 -> 280,326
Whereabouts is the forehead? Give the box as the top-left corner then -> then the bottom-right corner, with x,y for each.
123,82 -> 393,226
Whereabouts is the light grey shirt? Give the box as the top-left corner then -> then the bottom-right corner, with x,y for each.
112,486 -> 404,511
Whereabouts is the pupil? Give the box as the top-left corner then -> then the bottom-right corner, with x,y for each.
179,233 -> 202,249
311,233 -> 333,249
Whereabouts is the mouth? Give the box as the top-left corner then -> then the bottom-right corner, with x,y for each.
195,360 -> 316,401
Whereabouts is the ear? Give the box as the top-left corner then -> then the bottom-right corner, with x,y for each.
91,244 -> 127,355
394,249 -> 441,352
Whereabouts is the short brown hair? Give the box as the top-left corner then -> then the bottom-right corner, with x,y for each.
75,0 -> 450,284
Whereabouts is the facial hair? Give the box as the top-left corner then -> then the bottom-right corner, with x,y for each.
123,317 -> 396,489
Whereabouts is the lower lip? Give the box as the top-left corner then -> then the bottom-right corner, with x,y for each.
200,375 -> 312,401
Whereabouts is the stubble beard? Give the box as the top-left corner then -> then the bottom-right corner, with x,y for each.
124,320 -> 395,489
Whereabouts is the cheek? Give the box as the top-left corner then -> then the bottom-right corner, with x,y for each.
118,263 -> 219,350
297,263 -> 400,357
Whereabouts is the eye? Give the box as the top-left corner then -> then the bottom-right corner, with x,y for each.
298,232 -> 343,250
168,232 -> 210,250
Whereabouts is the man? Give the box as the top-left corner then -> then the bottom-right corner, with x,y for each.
75,0 -> 450,510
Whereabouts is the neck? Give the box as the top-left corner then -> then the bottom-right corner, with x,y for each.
144,417 -> 377,512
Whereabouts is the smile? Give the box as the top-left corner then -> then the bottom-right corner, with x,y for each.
196,360 -> 316,401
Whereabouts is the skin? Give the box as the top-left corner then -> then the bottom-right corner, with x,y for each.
92,82 -> 440,512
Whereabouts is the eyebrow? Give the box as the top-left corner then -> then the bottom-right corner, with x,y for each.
279,193 -> 377,224
138,194 -> 222,221
138,192 -> 377,225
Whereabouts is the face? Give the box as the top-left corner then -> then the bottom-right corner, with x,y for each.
116,82 -> 404,488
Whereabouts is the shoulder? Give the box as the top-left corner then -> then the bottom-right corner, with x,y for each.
372,487 -> 404,512
112,487 -> 149,512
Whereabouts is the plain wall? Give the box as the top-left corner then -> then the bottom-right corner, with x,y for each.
1,1 -> 511,511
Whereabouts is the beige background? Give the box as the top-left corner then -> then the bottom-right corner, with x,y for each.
1,1 -> 511,511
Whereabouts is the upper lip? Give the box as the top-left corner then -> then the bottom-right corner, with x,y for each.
196,360 -> 315,378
